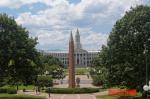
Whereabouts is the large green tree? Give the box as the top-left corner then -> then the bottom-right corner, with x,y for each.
41,55 -> 64,68
0,14 -> 41,86
40,55 -> 65,79
93,5 -> 150,90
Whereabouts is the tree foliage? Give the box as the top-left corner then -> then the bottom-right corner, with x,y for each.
36,75 -> 53,88
41,55 -> 64,68
92,5 -> 150,90
0,14 -> 41,86
45,65 -> 65,79
40,55 -> 65,79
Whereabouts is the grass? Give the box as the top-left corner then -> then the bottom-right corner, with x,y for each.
0,94 -> 44,99
75,68 -> 89,75
1,85 -> 35,90
96,93 -> 144,99
97,95 -> 119,99
65,68 -> 89,75
96,95 -> 145,99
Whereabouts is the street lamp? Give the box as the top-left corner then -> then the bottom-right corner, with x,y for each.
143,38 -> 150,99
143,81 -> 150,99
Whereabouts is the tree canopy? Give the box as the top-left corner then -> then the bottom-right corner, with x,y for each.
0,14 -> 41,86
92,5 -> 150,90
40,55 -> 65,79
41,55 -> 64,68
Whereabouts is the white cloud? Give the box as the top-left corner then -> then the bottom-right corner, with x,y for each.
0,0 -> 70,8
12,0 -> 150,50
0,0 -> 40,8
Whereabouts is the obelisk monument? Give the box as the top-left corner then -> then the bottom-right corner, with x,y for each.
68,31 -> 75,88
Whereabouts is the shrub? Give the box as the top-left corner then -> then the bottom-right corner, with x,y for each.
45,88 -> 99,94
0,95 -> 45,99
7,89 -> 17,94
23,88 -> 26,92
0,88 -> 7,93
0,88 -> 17,94
92,75 -> 103,86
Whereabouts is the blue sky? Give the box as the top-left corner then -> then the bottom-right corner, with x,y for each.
0,0 -> 149,51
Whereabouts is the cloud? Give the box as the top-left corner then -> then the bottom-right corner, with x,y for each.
11,0 -> 150,50
0,0 -> 39,8
0,0 -> 70,9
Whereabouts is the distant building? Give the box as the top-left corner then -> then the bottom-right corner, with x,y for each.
42,29 -> 99,67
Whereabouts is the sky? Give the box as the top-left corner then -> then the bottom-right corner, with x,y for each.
0,0 -> 150,51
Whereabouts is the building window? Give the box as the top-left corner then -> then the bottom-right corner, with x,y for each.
77,58 -> 79,64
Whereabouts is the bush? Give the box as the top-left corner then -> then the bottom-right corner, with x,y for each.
92,75 -> 103,86
45,88 -> 99,94
7,89 -> 17,94
23,88 -> 26,92
0,88 -> 17,94
0,88 -> 7,93
0,95 -> 45,99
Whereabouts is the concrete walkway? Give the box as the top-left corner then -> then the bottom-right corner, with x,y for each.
19,91 -> 97,99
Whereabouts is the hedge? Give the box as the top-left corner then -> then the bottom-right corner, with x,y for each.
0,88 -> 17,94
45,88 -> 99,94
0,95 -> 45,99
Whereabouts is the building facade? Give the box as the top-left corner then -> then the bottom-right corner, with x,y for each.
45,29 -> 99,67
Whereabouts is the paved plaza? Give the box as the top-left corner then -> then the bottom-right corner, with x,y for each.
53,75 -> 98,88
17,75 -> 104,99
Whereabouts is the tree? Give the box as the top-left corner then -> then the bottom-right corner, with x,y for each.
0,14 -> 41,87
93,5 -> 150,90
40,55 -> 65,79
90,66 -> 108,86
45,65 -> 65,79
91,45 -> 109,87
41,55 -> 64,68
36,75 -> 53,88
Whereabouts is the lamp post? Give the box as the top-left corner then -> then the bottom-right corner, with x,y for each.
143,39 -> 150,99
143,81 -> 150,99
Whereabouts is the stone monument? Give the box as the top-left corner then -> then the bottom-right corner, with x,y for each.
68,31 -> 75,88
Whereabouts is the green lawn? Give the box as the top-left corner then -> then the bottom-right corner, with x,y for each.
1,85 -> 35,90
96,95 -> 144,99
65,68 -> 89,75
0,94 -> 44,99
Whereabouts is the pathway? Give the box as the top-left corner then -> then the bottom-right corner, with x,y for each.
49,94 -> 96,99
19,91 -> 97,99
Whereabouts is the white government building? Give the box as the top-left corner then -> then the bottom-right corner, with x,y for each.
42,29 -> 99,67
